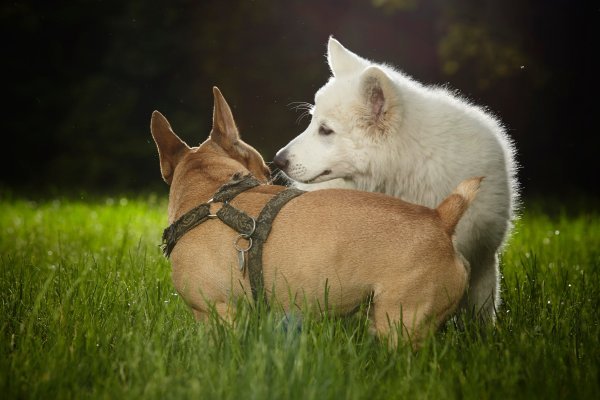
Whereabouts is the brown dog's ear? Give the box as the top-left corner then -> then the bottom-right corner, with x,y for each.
209,87 -> 270,182
150,111 -> 190,185
210,86 -> 240,150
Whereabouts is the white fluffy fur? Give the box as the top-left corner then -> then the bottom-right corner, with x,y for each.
275,37 -> 519,320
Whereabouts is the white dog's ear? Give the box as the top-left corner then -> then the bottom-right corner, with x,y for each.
150,111 -> 191,185
211,86 -> 241,150
327,37 -> 368,77
359,66 -> 398,127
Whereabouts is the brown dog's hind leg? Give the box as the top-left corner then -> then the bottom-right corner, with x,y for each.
370,299 -> 429,349
214,302 -> 237,324
192,303 -> 236,325
192,308 -> 208,321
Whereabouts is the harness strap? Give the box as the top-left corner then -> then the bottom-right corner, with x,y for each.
211,173 -> 262,203
247,187 -> 305,303
161,203 -> 211,257
216,203 -> 256,235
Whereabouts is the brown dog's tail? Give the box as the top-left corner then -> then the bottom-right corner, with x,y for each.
436,177 -> 483,236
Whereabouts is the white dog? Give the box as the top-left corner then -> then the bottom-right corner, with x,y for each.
274,37 -> 518,321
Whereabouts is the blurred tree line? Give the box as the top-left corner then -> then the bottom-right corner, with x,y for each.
1,0 -> 596,196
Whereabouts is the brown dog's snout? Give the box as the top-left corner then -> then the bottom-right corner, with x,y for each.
273,150 -> 289,171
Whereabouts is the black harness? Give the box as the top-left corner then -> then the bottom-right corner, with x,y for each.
161,173 -> 305,303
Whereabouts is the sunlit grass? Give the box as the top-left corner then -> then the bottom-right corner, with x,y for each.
1,196 -> 598,399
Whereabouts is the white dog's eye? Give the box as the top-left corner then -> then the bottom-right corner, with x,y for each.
319,125 -> 334,136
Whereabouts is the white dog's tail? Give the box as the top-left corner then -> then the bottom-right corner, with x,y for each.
436,177 -> 483,236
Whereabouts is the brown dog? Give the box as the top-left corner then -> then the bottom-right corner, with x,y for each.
151,87 -> 481,346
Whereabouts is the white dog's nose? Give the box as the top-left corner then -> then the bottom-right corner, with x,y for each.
273,150 -> 289,171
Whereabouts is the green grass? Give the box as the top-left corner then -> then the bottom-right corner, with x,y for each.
1,195 -> 598,399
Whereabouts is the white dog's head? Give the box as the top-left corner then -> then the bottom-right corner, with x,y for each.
274,37 -> 403,185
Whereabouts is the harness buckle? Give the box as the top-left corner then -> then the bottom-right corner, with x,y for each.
233,217 -> 256,272
234,234 -> 253,272
234,234 -> 253,252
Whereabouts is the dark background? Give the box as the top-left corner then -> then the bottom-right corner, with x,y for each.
2,0 -> 597,198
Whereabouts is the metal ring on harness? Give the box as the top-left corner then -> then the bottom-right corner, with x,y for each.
243,217 -> 256,237
233,217 -> 255,252
233,234 -> 253,252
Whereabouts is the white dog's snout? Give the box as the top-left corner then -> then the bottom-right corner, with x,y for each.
273,148 -> 290,171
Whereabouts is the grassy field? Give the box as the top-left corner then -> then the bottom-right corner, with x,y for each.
1,195 -> 598,399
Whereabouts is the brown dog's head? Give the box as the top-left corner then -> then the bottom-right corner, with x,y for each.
150,87 -> 271,186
